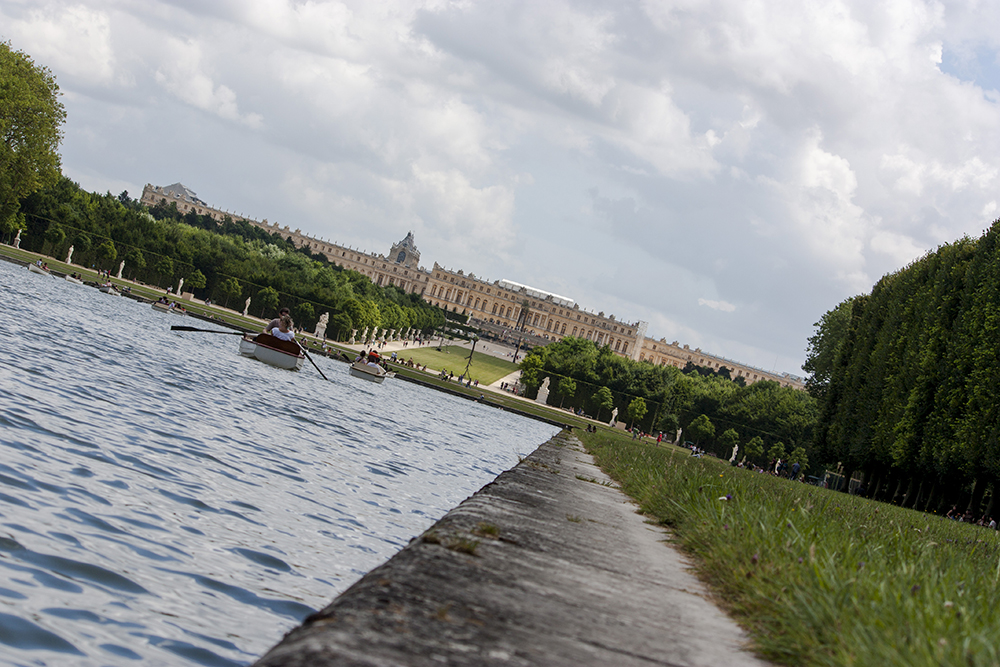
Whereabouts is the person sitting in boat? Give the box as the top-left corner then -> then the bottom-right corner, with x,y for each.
157,295 -> 169,304
270,315 -> 295,341
353,350 -> 367,363
264,308 -> 291,334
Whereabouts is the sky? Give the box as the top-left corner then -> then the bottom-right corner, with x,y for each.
4,0 -> 1000,376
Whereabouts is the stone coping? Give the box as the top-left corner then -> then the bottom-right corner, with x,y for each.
253,432 -> 770,667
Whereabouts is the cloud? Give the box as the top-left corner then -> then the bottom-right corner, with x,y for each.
2,3 -> 116,84
698,298 -> 736,313
154,37 -> 263,127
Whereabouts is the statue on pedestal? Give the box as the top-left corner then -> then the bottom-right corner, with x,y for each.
177,278 -> 184,296
66,246 -> 74,264
729,444 -> 739,463
349,329 -> 358,345
389,329 -> 396,341
360,327 -> 369,345
243,297 -> 251,317
13,230 -> 21,249
609,407 -> 618,428
117,260 -> 125,279
535,376 -> 550,406
314,312 -> 329,339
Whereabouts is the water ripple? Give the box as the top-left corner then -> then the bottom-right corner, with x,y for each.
0,259 -> 558,665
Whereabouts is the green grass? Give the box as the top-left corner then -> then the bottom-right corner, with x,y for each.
579,429 -> 1000,667
395,345 -> 518,384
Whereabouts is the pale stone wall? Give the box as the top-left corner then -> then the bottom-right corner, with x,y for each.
423,263 -> 647,361
638,337 -> 806,390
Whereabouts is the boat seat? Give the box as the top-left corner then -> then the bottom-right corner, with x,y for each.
254,333 -> 303,356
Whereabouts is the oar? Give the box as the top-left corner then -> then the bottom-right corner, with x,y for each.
295,341 -> 330,381
171,325 -> 329,381
170,325 -> 246,335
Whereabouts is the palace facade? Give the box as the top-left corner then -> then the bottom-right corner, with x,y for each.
141,183 -> 805,389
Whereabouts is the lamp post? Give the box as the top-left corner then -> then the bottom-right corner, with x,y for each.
464,334 -> 478,379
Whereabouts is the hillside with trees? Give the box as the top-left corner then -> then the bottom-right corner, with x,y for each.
10,176 -> 445,339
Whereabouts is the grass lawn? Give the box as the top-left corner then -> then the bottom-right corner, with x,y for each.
397,345 -> 518,385
579,429 -> 1000,667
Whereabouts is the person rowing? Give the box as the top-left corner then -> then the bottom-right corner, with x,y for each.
264,308 -> 291,334
269,315 -> 295,342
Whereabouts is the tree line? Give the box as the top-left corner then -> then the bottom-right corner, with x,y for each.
519,337 -> 817,467
12,176 -> 446,339
806,221 -> 1000,516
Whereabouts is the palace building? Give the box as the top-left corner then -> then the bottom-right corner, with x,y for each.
141,183 -> 805,389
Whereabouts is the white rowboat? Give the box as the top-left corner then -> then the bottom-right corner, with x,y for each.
349,361 -> 389,383
28,264 -> 53,276
239,334 -> 304,371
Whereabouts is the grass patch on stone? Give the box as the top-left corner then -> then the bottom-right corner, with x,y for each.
393,345 -> 518,384
474,522 -> 500,538
578,428 -> 1000,667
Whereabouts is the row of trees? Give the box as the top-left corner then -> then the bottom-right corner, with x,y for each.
806,221 -> 1000,515
13,177 -> 446,339
519,337 -> 818,464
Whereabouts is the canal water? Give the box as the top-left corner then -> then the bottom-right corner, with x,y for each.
0,259 -> 558,666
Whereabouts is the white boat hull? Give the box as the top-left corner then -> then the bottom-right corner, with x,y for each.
64,275 -> 83,284
28,264 -> 52,276
99,285 -> 120,295
239,335 -> 304,371
349,361 -> 388,383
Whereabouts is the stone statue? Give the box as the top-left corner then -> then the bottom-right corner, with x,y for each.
535,376 -> 550,406
389,328 -> 396,341
360,327 -> 369,344
729,444 -> 739,463
177,278 -> 184,295
13,230 -> 20,249
314,312 -> 329,338
609,407 -> 618,428
243,297 -> 251,317
66,245 -> 74,264
349,329 -> 358,345
117,260 -> 125,279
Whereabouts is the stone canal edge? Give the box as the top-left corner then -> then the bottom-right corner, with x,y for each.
253,431 -> 773,667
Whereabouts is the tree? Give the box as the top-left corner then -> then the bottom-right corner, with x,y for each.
293,301 -> 315,330
123,248 -> 145,279
96,239 -> 116,269
592,386 -> 614,422
257,286 -> 279,318
329,312 -> 353,341
687,414 -> 715,445
768,441 -> 786,463
0,42 -> 67,234
627,397 -> 647,430
557,377 -> 576,409
43,223 -> 64,254
219,277 -> 242,308
519,354 -> 545,391
154,256 -> 174,287
185,269 -> 206,291
745,436 -> 765,463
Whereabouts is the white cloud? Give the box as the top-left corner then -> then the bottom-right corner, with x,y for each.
698,298 -> 736,313
154,37 -> 263,127
3,3 -> 115,84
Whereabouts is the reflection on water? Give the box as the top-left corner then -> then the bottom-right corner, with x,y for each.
0,260 -> 557,666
